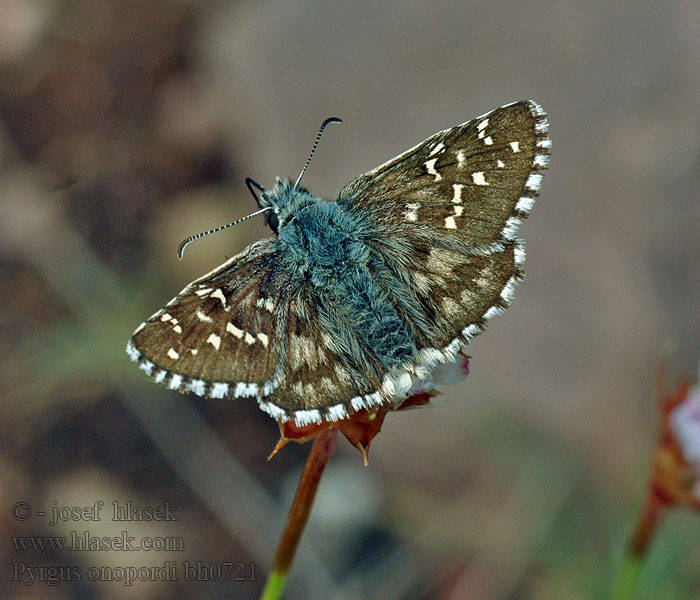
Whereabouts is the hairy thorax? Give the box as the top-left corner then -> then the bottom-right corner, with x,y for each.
277,197 -> 415,372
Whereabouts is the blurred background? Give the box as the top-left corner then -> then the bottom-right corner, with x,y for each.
1,1 -> 699,599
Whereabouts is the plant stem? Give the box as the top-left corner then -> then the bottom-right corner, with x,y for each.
260,428 -> 338,600
611,495 -> 663,600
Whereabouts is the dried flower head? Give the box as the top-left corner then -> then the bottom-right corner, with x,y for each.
651,364 -> 700,509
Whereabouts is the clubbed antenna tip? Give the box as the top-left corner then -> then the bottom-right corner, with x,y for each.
295,117 -> 342,187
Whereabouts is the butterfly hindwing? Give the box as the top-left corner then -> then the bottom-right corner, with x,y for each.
366,233 -> 524,352
258,285 -> 387,424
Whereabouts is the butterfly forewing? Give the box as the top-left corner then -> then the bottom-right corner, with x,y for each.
128,239 -> 289,397
339,100 -> 548,249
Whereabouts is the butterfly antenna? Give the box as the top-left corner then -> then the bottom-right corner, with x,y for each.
177,207 -> 272,259
246,177 -> 266,202
294,117 -> 342,187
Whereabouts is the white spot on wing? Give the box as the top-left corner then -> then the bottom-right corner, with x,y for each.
424,158 -> 442,181
525,173 -> 543,191
477,118 -> 489,131
394,372 -> 413,397
452,183 -> 464,203
484,305 -> 505,320
207,333 -> 221,350
515,196 -> 536,213
462,323 -> 481,339
365,392 -> 382,407
510,141 -> 520,153
139,360 -> 154,376
210,382 -> 229,398
189,379 -> 206,395
195,288 -> 213,297
257,332 -> 269,347
244,332 -> 255,345
497,159 -> 505,168
295,409 -> 322,426
456,150 -> 466,167
381,378 -> 396,397
256,297 -> 275,312
404,202 -> 421,222
501,278 -> 518,303
169,374 -> 182,389
211,289 -> 227,308
290,334 -> 321,370
172,324 -> 183,334
167,348 -> 179,360
327,405 -> 347,421
351,396 -> 366,411
196,309 -> 212,323
471,171 -> 488,186
259,401 -> 286,420
226,322 -> 244,338
483,136 -> 493,145
445,216 -> 457,229
454,205 -> 464,216
502,216 -> 521,240
428,142 -> 444,156
125,340 -> 140,361
160,313 -> 172,322
234,381 -> 258,398
442,297 -> 461,318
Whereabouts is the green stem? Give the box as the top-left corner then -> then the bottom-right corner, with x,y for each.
260,571 -> 286,600
611,553 -> 643,600
611,495 -> 663,600
260,428 -> 338,600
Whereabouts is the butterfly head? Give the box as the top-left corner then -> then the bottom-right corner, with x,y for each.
257,177 -> 319,234
248,117 -> 343,235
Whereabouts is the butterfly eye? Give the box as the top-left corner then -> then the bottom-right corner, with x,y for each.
267,211 -> 280,233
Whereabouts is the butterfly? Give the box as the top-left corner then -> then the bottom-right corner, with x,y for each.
126,100 -> 550,426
